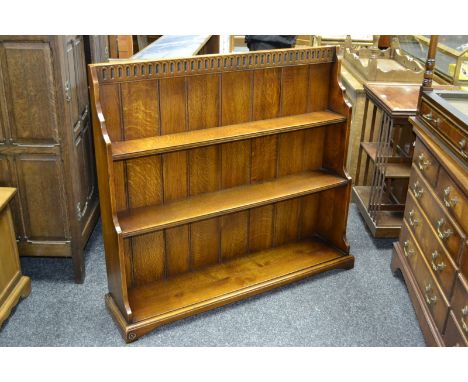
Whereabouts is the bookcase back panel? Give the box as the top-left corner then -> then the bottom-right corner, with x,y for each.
123,191 -> 333,287
98,63 -> 333,142
111,126 -> 327,212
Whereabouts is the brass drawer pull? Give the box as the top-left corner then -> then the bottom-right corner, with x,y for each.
443,187 -> 458,208
408,210 -> 420,227
459,139 -> 467,159
403,240 -> 415,257
422,111 -> 440,126
431,251 -> 446,272
424,283 -> 437,306
417,153 -> 431,171
462,306 -> 468,333
412,181 -> 424,199
436,218 -> 453,240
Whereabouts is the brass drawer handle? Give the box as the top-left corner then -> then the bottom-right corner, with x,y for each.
409,210 -> 420,227
431,251 -> 446,272
403,240 -> 415,257
436,218 -> 453,240
412,181 -> 424,199
422,111 -> 440,126
443,187 -> 458,208
424,283 -> 437,306
417,153 -> 431,171
462,306 -> 468,333
459,139 -> 467,159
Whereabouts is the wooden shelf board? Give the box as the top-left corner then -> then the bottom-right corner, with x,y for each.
118,170 -> 348,238
352,186 -> 403,238
128,238 -> 353,322
360,142 -> 408,163
112,111 -> 346,160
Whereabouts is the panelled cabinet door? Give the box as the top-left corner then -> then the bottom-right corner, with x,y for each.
0,155 -> 22,238
0,40 -> 59,144
15,154 -> 70,242
63,37 -> 80,127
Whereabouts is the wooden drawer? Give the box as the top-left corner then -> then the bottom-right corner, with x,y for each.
413,137 -> 439,188
451,274 -> 468,338
405,192 -> 458,298
412,247 -> 450,334
420,100 -> 467,162
444,311 -> 468,347
409,165 -> 465,263
399,221 -> 419,271
435,166 -> 468,234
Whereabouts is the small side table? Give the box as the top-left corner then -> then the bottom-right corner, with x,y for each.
352,83 -> 419,237
0,187 -> 31,328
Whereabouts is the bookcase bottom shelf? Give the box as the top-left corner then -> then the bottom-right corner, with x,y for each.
106,238 -> 354,342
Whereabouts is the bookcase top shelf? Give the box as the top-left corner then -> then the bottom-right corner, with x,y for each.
111,111 -> 346,160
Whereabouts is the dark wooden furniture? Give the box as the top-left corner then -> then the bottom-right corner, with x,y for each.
391,37 -> 468,345
0,187 -> 30,328
131,35 -> 220,60
353,83 -> 419,237
84,35 -> 110,63
89,46 -> 355,342
0,35 -> 99,283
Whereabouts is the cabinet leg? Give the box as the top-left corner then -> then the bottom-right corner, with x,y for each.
72,248 -> 85,284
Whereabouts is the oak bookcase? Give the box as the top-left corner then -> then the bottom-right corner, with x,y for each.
89,46 -> 355,342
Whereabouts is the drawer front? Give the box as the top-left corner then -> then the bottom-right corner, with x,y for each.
413,137 -> 439,188
405,193 -> 457,297
412,248 -> 450,334
420,100 -> 467,161
435,167 -> 468,234
399,221 -> 419,271
451,275 -> 468,338
409,166 -> 464,263
444,311 -> 468,347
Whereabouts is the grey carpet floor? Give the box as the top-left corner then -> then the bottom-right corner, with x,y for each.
0,203 -> 425,346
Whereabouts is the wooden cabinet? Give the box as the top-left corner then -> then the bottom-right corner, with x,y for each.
391,89 -> 468,346
0,36 -> 99,283
89,46 -> 355,342
0,187 -> 30,328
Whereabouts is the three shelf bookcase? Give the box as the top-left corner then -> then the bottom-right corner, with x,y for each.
89,46 -> 355,342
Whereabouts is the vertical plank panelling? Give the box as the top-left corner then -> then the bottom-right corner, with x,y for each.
159,77 -> 190,277
121,80 -> 159,139
99,84 -> 122,141
191,218 -> 219,269
187,74 -> 219,131
166,225 -> 190,277
308,63 -> 331,112
251,68 -> 281,183
159,77 -> 187,135
249,205 -> 274,252
273,65 -> 310,245
277,130 -> 305,176
189,146 -> 219,196
300,194 -> 320,239
126,155 -> 163,209
220,71 -> 252,261
131,231 -> 165,286
302,127 -> 325,171
274,198 -> 302,246
221,211 -> 249,260
113,161 -> 127,212
281,65 -> 309,116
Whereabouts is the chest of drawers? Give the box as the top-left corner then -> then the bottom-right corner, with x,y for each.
391,89 -> 467,346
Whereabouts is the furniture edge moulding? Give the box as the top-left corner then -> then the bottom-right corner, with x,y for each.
88,66 -> 133,322
90,46 -> 336,83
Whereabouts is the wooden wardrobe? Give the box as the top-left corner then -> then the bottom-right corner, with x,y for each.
89,46 -> 355,342
0,35 -> 99,283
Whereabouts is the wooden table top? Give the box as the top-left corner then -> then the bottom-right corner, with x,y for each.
131,35 -> 212,60
365,83 -> 420,116
0,187 -> 16,211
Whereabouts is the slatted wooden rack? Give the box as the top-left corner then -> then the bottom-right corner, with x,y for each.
89,46 -> 355,342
